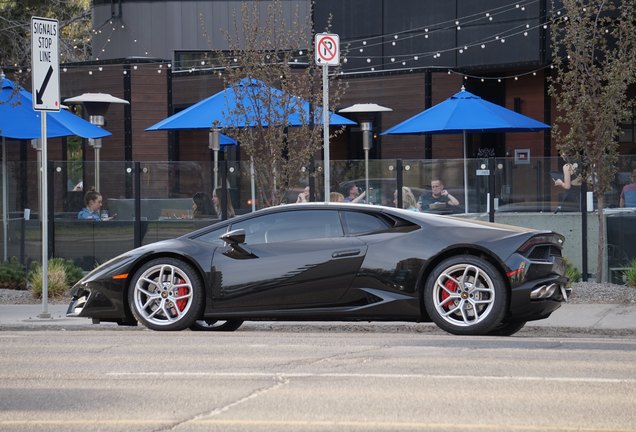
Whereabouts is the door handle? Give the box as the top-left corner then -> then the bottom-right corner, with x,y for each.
332,249 -> 361,258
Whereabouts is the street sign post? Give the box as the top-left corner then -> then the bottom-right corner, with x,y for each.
31,16 -> 59,319
315,33 -> 340,202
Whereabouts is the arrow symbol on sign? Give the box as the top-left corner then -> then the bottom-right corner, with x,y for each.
36,66 -> 53,105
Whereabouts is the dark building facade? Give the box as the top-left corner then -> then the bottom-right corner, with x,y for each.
9,0 -> 636,208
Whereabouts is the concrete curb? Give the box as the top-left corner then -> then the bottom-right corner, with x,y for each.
1,303 -> 635,331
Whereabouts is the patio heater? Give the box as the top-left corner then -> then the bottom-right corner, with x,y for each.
338,103 -> 392,204
360,121 -> 373,197
208,126 -> 221,190
64,93 -> 129,192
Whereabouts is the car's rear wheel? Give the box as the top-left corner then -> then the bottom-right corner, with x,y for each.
190,319 -> 244,332
424,255 -> 508,336
128,258 -> 204,331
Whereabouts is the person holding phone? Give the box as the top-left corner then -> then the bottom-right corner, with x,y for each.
77,190 -> 116,221
344,183 -> 366,203
553,153 -> 583,212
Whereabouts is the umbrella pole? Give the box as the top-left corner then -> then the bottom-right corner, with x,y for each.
463,130 -> 468,213
2,136 -> 7,261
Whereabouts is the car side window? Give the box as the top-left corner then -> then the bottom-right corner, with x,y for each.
192,226 -> 229,246
231,210 -> 343,244
342,211 -> 392,235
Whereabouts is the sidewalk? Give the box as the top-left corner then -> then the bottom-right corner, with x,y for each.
1,303 -> 635,331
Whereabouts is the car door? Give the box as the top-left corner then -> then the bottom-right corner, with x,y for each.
210,209 -> 367,310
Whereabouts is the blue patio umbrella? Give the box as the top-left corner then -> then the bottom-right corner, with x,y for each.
146,77 -> 355,210
382,87 -> 550,211
145,77 -> 355,131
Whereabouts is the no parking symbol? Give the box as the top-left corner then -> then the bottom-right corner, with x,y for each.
315,33 -> 340,66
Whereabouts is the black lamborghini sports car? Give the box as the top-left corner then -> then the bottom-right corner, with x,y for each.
67,203 -> 569,336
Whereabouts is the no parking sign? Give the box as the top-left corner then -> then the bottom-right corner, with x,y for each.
315,33 -> 340,66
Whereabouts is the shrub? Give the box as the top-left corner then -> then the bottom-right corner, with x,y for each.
625,259 -> 636,288
563,257 -> 581,286
0,257 -> 27,290
28,258 -> 84,299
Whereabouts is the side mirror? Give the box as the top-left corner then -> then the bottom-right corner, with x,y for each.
220,229 -> 246,245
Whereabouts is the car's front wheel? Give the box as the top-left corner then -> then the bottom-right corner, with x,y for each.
424,255 -> 508,335
128,258 -> 204,331
190,319 -> 244,332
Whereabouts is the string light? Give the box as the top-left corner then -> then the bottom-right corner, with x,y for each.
2,0 -> 561,84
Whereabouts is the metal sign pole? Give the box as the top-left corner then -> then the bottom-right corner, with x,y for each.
315,33 -> 339,203
322,64 -> 330,202
39,112 -> 50,318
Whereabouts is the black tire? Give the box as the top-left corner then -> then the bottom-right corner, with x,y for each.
485,320 -> 527,336
128,258 -> 204,331
190,319 -> 244,332
424,255 -> 508,336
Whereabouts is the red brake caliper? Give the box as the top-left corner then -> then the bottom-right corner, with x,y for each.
441,278 -> 458,309
176,277 -> 188,311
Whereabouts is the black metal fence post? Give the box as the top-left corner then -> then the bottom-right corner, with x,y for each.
396,159 -> 403,208
133,162 -> 141,248
488,157 -> 495,222
220,161 -> 228,220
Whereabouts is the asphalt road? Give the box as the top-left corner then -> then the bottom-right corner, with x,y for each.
1,328 -> 635,432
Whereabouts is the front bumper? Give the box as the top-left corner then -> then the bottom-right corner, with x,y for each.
66,280 -> 134,324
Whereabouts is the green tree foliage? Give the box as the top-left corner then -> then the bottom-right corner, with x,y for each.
208,0 -> 347,207
549,0 -> 636,282
0,0 -> 91,73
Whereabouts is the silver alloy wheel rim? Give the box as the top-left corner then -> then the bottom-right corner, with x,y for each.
133,264 -> 194,326
432,263 -> 495,327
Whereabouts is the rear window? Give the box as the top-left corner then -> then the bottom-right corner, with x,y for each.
342,211 -> 393,235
